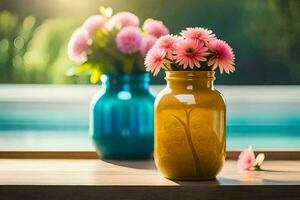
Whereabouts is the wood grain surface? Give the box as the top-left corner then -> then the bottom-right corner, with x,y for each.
0,159 -> 299,185
0,159 -> 299,199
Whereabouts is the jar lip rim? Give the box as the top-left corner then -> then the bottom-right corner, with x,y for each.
100,73 -> 150,83
165,70 -> 216,80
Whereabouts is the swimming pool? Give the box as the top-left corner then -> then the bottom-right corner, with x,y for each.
0,85 -> 299,150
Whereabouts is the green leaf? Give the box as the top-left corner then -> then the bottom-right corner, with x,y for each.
94,28 -> 109,47
90,68 -> 101,84
123,57 -> 134,74
75,63 -> 93,75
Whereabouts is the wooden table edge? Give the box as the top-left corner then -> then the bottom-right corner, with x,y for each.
0,185 -> 299,200
0,150 -> 299,160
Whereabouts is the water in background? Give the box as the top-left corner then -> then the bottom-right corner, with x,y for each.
0,85 -> 299,151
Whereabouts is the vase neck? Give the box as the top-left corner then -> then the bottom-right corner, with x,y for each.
101,73 -> 150,91
165,71 -> 215,90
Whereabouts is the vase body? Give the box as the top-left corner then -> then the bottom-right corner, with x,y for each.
154,71 -> 226,180
90,73 -> 154,160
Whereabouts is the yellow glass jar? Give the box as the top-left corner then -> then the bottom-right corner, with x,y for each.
154,71 -> 226,180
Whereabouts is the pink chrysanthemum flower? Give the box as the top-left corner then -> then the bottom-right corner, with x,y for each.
208,39 -> 235,74
143,19 -> 169,38
181,27 -> 216,44
116,27 -> 143,54
154,34 -> 179,58
174,39 -> 209,69
82,15 -> 105,33
237,146 -> 255,171
140,35 -> 157,56
145,48 -> 170,76
68,28 -> 92,63
106,12 -> 139,30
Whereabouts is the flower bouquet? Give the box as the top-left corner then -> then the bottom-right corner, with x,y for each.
145,27 -> 235,75
147,27 -> 236,180
68,7 -> 169,83
67,7 -> 169,160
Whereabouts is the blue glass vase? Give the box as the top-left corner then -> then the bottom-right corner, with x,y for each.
90,73 -> 155,160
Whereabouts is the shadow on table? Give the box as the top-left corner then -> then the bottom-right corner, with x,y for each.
260,168 -> 300,173
173,177 -> 242,185
173,177 -> 300,185
103,159 -> 157,169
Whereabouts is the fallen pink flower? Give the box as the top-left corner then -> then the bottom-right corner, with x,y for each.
237,146 -> 256,171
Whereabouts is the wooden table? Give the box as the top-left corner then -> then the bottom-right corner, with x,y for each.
0,159 -> 299,200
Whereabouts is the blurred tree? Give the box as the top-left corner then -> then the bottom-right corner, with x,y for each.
242,0 -> 300,84
0,11 -> 89,84
24,18 -> 84,84
0,11 -> 36,83
0,0 -> 299,84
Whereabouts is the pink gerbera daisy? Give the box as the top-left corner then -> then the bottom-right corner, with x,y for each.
142,19 -> 169,38
116,27 -> 143,54
154,34 -> 179,58
145,48 -> 170,76
208,39 -> 235,74
68,28 -> 92,63
140,35 -> 157,56
82,15 -> 105,33
237,146 -> 255,171
174,39 -> 209,69
181,27 -> 215,44
106,12 -> 139,30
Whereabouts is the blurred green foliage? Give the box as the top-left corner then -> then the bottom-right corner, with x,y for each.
0,11 -> 90,84
0,11 -> 36,83
24,18 -> 80,84
0,0 -> 299,84
243,0 -> 300,83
